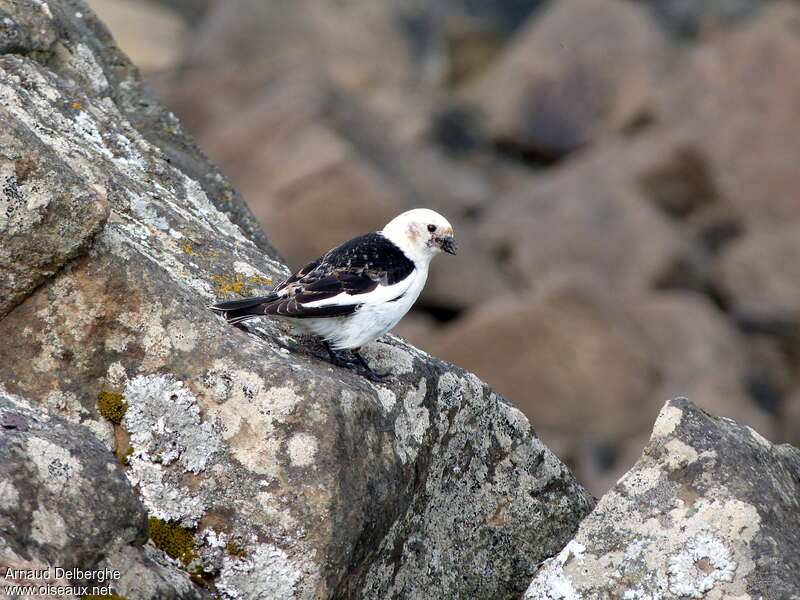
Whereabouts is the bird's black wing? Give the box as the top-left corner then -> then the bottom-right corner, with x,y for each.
210,232 -> 415,321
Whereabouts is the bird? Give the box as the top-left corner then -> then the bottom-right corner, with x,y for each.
209,208 -> 457,380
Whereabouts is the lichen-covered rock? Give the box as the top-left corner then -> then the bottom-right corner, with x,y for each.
525,397 -> 800,599
0,386 -> 205,600
0,385 -> 145,576
0,1 -> 594,599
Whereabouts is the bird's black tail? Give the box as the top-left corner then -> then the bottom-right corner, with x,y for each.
208,296 -> 277,325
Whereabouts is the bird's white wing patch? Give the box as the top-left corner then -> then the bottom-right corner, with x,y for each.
301,273 -> 416,308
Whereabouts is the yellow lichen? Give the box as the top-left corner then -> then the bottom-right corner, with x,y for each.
148,518 -> 198,565
71,101 -> 83,110
97,391 -> 128,425
212,273 -> 273,297
248,276 -> 273,285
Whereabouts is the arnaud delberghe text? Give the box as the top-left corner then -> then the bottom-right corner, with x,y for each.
4,567 -> 121,582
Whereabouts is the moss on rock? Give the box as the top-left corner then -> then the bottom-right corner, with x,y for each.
148,517 -> 198,565
97,391 -> 128,424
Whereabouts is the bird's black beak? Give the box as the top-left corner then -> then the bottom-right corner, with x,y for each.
440,235 -> 458,255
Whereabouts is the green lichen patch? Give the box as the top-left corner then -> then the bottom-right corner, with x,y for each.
226,539 -> 248,558
97,391 -> 128,425
148,517 -> 198,565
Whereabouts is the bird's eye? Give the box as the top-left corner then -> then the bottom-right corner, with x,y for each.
427,224 -> 436,233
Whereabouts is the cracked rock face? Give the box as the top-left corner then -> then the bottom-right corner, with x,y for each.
0,1 -> 594,599
525,397 -> 800,600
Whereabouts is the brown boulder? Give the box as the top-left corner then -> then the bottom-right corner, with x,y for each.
428,271 -> 660,440
471,0 -> 672,159
660,3 -> 800,227
627,291 -> 775,437
716,225 -> 800,334
477,137 -> 709,293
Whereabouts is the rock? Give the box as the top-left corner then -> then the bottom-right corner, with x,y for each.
641,0 -> 769,38
525,397 -> 800,599
471,0 -> 671,159
477,137 -> 708,293
85,0 -> 188,74
428,272 -> 660,440
660,3 -> 800,228
716,225 -> 800,335
0,2 -> 594,599
627,291 -> 775,438
0,386 -> 205,600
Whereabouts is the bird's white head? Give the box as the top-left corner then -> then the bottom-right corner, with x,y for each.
381,208 -> 457,264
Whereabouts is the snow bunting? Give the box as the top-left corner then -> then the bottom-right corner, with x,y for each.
209,208 -> 457,380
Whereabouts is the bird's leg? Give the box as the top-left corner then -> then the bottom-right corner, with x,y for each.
322,341 -> 357,368
351,348 -> 391,382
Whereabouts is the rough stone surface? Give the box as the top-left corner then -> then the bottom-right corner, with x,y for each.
0,2 -> 594,599
0,385 -> 145,576
525,397 -> 800,599
472,0 -> 671,159
0,0 -> 277,258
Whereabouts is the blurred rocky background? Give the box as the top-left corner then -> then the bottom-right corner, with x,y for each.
88,0 -> 800,495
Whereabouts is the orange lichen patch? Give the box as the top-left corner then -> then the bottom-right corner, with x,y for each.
212,273 -> 247,295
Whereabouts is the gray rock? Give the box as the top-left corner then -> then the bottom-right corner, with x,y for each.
0,1 -> 594,599
0,385 -> 145,576
525,397 -> 800,599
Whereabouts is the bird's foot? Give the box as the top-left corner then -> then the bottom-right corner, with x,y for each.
322,342 -> 358,368
351,349 -> 391,382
